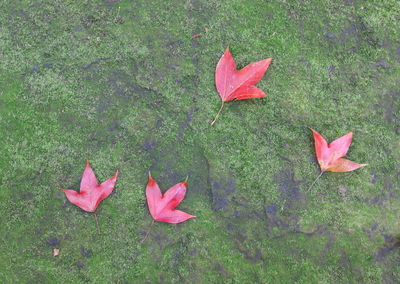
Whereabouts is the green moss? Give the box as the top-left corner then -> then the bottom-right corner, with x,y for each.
0,0 -> 399,282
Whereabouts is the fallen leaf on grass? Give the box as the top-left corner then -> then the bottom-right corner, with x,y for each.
211,46 -> 272,125
141,172 -> 195,244
307,128 -> 367,192
60,159 -> 118,235
53,248 -> 59,257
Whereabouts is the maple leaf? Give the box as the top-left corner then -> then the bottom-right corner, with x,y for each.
211,45 -> 272,125
60,159 -> 118,235
307,128 -> 367,192
141,172 -> 195,244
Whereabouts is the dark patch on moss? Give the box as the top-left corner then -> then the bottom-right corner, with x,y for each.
46,238 -> 60,247
275,167 -> 306,209
81,246 -> 93,258
214,262 -> 231,277
210,174 -> 236,211
381,89 -> 400,134
1,0 -> 400,282
149,139 -> 211,201
103,0 -> 120,8
20,191 -> 34,200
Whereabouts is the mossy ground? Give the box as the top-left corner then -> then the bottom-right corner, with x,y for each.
1,0 -> 399,282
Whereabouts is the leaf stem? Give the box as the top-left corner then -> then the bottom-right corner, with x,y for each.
307,171 -> 324,192
211,101 -> 224,126
94,212 -> 101,236
141,220 -> 154,245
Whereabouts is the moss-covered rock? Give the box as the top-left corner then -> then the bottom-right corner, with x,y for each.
1,0 -> 399,282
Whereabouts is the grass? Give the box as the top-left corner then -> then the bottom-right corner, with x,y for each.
1,0 -> 399,282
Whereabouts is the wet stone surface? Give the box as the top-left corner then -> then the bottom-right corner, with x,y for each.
1,0 -> 400,282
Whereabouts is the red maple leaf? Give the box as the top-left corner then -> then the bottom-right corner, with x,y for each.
307,128 -> 367,191
60,159 -> 118,235
141,172 -> 195,243
211,45 -> 272,125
